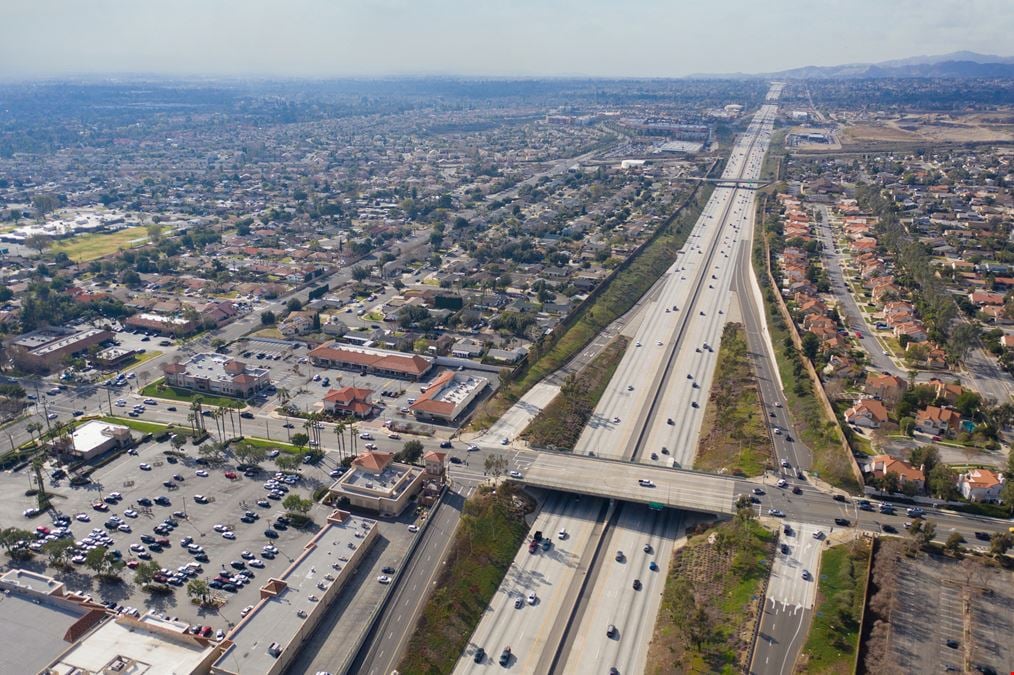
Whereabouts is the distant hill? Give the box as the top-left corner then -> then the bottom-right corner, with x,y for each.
692,52 -> 1014,79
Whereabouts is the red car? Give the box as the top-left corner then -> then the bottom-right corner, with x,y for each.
126,560 -> 140,569
855,331 -> 862,339
224,471 -> 238,480
35,525 -> 50,535
201,626 -> 213,638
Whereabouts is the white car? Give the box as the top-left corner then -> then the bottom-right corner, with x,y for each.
376,575 -> 392,584
527,591 -> 537,605
241,605 -> 254,617
139,463 -> 151,471
500,437 -> 510,445
75,513 -> 90,522
196,469 -> 209,477
222,531 -> 236,540
213,523 -> 226,532
508,470 -> 523,479
407,524 -> 419,533
359,432 -> 373,440
123,509 -> 138,518
776,479 -> 788,488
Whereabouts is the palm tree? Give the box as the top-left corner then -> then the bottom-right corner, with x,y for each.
186,412 -> 196,436
333,420 -> 346,461
190,397 -> 205,434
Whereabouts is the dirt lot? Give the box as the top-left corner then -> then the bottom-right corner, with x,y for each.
860,538 -> 1014,675
842,112 -> 1014,147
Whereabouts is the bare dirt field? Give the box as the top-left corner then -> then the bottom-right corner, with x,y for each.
841,111 -> 1014,147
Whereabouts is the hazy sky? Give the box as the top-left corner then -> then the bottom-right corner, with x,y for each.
2,0 -> 1011,79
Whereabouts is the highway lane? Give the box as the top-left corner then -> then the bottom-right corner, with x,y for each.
561,505 -> 682,675
453,493 -> 605,674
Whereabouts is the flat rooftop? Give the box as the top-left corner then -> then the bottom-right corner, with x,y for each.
49,615 -> 215,675
213,513 -> 377,674
340,464 -> 415,498
0,584 -> 89,675
72,420 -> 130,453
12,327 -> 73,348
176,352 -> 269,384
33,328 -> 108,356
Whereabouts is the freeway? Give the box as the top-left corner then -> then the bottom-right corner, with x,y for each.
451,93 -> 783,675
553,98 -> 780,675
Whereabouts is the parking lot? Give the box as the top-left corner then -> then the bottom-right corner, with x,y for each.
886,546 -> 1013,674
235,339 -> 497,435
1,437 -> 351,630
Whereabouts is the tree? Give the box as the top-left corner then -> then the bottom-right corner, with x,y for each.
911,519 -> 936,549
989,532 -> 1011,557
234,444 -> 267,466
484,454 -> 508,479
927,463 -> 958,500
908,445 -> 940,474
351,266 -> 370,282
84,546 -> 122,578
187,578 -> 211,604
198,442 -> 226,466
43,538 -> 75,568
134,560 -> 161,586
260,310 -> 276,326
275,452 -> 302,471
944,531 -> 964,555
290,432 -> 309,449
801,332 -> 820,362
286,298 -> 302,312
0,527 -> 34,558
146,222 -> 163,243
398,439 -> 424,464
899,416 -> 915,437
283,493 -> 312,515
947,322 -> 980,365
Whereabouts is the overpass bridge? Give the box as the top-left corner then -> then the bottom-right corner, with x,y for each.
688,176 -> 770,189
512,451 -> 740,515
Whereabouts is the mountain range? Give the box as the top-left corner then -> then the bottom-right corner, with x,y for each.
693,51 -> 1014,79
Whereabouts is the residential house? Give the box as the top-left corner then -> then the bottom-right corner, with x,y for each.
957,469 -> 1005,503
866,454 -> 926,491
865,372 -> 907,405
914,405 -> 962,436
844,398 -> 889,428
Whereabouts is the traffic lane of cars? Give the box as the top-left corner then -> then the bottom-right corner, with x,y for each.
748,479 -> 1011,544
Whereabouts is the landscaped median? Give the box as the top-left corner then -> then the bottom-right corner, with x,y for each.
798,538 -> 872,674
695,323 -> 773,476
139,378 -> 246,409
397,483 -> 532,674
470,183 -> 715,430
521,335 -> 629,449
647,515 -> 775,674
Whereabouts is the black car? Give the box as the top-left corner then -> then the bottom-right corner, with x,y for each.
240,412 -> 254,419
834,517 -> 850,527
230,560 -> 246,570
780,543 -> 790,554
974,531 -> 991,541
440,440 -> 452,449
194,553 -> 210,563
381,566 -> 396,574
167,406 -> 177,411
241,515 -> 256,524
882,524 -> 897,533
140,534 -> 156,544
154,496 -> 171,506
832,494 -> 847,502
449,457 -> 463,464
474,647 -> 485,664
172,474 -> 184,482
264,529 -> 279,539
632,579 -> 642,591
223,583 -> 238,592
792,486 -> 802,495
